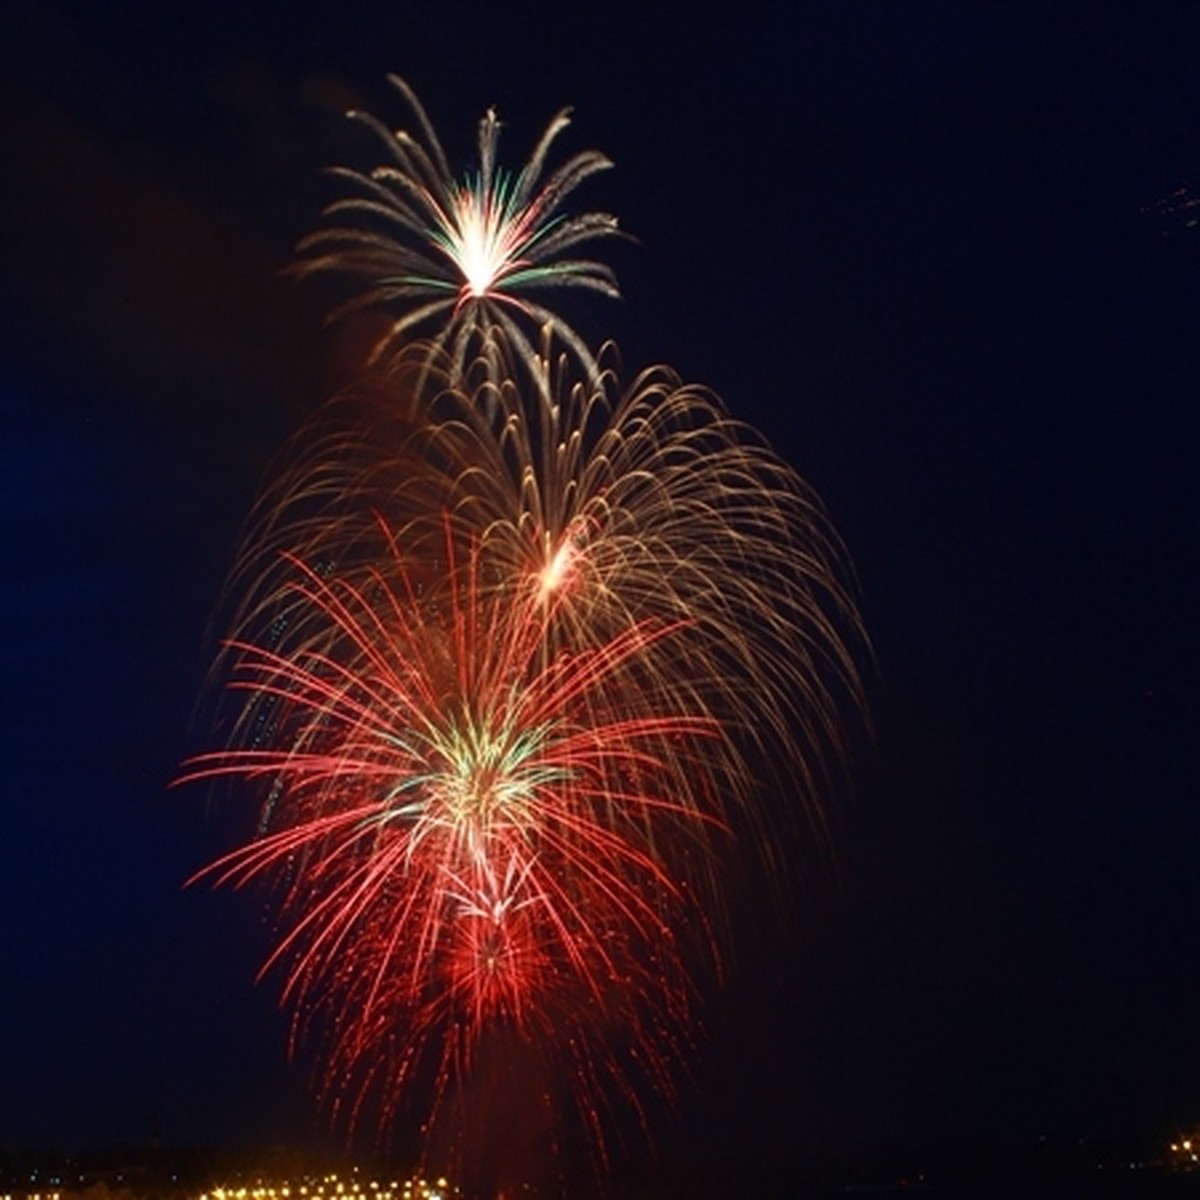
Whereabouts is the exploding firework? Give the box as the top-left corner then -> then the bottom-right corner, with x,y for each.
294,75 -> 622,383
221,344 -> 863,859
182,510 -> 723,1158
189,344 -> 864,1162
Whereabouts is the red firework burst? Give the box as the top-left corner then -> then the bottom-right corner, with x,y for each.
180,512 -> 729,1155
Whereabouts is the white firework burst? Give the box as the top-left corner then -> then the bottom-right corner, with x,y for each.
296,74 -> 623,385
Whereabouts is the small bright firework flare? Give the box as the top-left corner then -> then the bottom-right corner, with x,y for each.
294,75 -> 622,384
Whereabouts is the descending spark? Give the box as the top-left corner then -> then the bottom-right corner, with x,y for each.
294,76 -> 622,384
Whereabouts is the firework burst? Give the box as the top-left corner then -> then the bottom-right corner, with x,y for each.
189,343 -> 864,1158
221,345 -> 863,865
295,75 -> 622,383
182,506 -> 724,1156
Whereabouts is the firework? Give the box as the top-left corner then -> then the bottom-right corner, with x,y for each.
182,505 -> 723,1157
221,344 -> 862,860
294,76 -> 622,383
189,344 -> 864,1160
186,73 -> 867,1180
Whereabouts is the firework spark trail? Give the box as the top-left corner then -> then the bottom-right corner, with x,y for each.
294,75 -> 622,384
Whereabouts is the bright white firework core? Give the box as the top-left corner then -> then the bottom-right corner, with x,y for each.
453,192 -> 510,298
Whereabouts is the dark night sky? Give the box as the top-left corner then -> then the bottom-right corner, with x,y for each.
3,0 -> 1200,1181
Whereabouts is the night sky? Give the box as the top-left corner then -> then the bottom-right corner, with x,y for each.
3,0 -> 1200,1182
